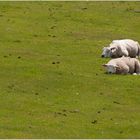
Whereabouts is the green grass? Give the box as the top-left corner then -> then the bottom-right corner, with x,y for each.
0,1 -> 140,138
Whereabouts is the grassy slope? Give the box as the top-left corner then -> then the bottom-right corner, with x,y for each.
0,1 -> 140,138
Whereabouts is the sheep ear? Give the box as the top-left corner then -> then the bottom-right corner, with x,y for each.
102,64 -> 108,67
115,65 -> 120,70
115,64 -> 119,67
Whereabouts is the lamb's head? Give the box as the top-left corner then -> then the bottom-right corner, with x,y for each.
103,64 -> 119,74
101,47 -> 111,58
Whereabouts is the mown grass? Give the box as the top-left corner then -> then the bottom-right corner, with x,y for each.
0,1 -> 140,138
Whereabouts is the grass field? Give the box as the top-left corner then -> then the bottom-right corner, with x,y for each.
0,1 -> 140,138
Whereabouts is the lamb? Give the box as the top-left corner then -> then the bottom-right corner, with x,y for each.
101,39 -> 140,58
103,56 -> 140,75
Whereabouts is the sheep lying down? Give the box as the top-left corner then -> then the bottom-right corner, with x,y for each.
101,39 -> 140,58
103,57 -> 140,75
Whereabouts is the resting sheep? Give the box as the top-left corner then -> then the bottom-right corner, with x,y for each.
101,39 -> 140,58
103,56 -> 140,75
